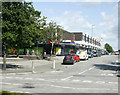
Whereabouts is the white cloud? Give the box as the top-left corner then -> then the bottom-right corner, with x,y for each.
99,10 -> 118,50
48,10 -> 92,32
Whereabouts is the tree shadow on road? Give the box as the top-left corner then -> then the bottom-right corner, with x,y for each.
94,63 -> 120,71
0,64 -> 23,69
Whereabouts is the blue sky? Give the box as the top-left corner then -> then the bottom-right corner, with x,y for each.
32,2 -> 118,50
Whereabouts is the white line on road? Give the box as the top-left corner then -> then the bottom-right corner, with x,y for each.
79,66 -> 95,74
6,77 -> 13,79
15,77 -> 23,79
61,76 -> 73,81
12,84 -> 22,86
96,81 -> 105,84
108,82 -> 118,84
24,78 -> 33,80
83,80 -> 92,83
61,66 -> 95,81
36,78 -> 45,80
108,74 -> 114,76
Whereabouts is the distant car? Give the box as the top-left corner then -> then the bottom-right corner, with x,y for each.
87,52 -> 93,58
76,50 -> 88,60
69,53 -> 80,62
63,55 -> 75,64
93,51 -> 101,57
115,51 -> 119,55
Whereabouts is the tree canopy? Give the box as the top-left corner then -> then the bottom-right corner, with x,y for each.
105,43 -> 114,53
2,2 -> 47,50
2,2 -> 65,52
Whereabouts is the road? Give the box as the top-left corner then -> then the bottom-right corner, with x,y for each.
0,55 -> 119,93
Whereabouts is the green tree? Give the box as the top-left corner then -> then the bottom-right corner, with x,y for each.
2,2 -> 46,56
41,21 -> 65,42
105,43 -> 114,53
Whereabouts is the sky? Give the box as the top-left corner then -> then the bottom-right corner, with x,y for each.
31,1 -> 118,51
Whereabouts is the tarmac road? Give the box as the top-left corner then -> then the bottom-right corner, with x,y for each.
0,55 -> 119,93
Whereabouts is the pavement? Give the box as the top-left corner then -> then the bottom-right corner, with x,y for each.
0,56 -> 65,75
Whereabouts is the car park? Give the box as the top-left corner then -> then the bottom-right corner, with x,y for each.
76,50 -> 88,60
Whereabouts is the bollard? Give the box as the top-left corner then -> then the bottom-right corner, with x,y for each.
53,60 -> 55,69
32,61 -> 35,74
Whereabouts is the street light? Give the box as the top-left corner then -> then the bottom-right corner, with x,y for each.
92,25 -> 95,37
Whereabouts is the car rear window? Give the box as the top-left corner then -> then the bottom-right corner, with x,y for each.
65,56 -> 73,59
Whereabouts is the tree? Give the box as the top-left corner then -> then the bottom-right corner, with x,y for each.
2,2 -> 46,56
105,43 -> 114,53
41,21 -> 65,42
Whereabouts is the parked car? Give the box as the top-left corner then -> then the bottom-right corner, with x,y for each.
69,53 -> 80,62
87,52 -> 93,58
98,51 -> 102,57
76,55 -> 80,62
114,51 -> 119,55
76,50 -> 88,60
63,55 -> 75,64
93,51 -> 101,57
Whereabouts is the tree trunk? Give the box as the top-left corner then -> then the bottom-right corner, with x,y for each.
3,44 -> 6,70
17,48 -> 19,58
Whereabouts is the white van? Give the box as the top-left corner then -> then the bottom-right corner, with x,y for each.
76,50 -> 88,60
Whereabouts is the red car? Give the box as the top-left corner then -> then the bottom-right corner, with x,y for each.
69,53 -> 80,62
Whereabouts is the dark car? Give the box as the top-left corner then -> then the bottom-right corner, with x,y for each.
87,52 -> 93,58
63,55 -> 75,64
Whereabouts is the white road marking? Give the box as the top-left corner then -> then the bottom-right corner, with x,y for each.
15,77 -> 23,79
62,66 -> 95,80
24,92 -> 30,93
62,86 -> 71,89
51,71 -> 63,73
108,82 -> 118,84
12,84 -> 22,86
24,78 -> 33,80
79,66 -> 95,75
61,76 -> 73,81
36,78 -> 45,80
6,77 -> 12,79
96,81 -> 105,84
83,80 -> 92,83
108,74 -> 114,76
